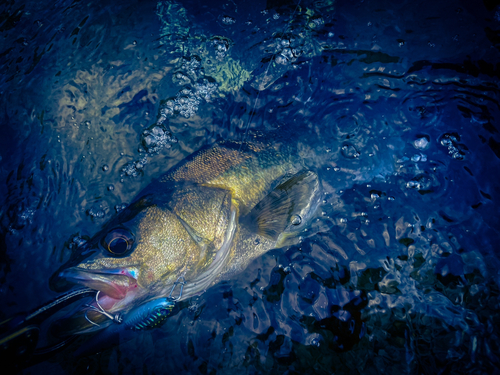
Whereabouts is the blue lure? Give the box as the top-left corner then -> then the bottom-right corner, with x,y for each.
75,276 -> 185,357
84,275 -> 185,330
124,298 -> 175,331
74,299 -> 175,358
123,275 -> 184,330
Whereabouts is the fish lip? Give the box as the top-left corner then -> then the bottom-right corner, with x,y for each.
59,267 -> 138,300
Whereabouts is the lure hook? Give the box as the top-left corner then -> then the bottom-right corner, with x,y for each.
84,276 -> 186,327
84,291 -> 123,327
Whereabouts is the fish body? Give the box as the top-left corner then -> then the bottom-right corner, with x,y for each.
55,140 -> 321,335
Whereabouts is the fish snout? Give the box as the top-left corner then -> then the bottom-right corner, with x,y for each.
59,267 -> 139,300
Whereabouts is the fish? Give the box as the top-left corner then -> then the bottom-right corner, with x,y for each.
50,139 -> 321,337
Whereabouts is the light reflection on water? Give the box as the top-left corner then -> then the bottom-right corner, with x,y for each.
1,0 -> 500,373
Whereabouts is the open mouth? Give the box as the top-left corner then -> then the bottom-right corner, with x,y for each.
59,267 -> 138,302
47,268 -> 140,337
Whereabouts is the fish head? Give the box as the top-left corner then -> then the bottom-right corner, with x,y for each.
54,188 -> 232,334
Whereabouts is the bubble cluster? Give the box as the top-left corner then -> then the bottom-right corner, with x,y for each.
160,80 -> 218,120
120,53 -> 220,178
221,15 -> 236,25
141,124 -> 177,154
115,203 -> 128,213
272,35 -> 303,65
172,72 -> 191,86
88,206 -> 105,218
406,173 -> 432,191
211,37 -> 230,60
180,55 -> 202,78
19,207 -> 35,223
121,155 -> 148,177
440,133 -> 468,160
194,80 -> 219,102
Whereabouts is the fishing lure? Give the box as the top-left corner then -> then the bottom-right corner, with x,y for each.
0,276 -> 186,367
74,276 -> 187,358
84,275 -> 185,330
124,298 -> 175,331
125,276 -> 185,330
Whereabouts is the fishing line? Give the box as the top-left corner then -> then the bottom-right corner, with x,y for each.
239,0 -> 303,148
207,2 -> 306,281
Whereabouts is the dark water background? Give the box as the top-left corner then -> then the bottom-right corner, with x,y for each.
1,0 -> 500,373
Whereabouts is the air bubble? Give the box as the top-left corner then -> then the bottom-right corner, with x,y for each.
414,135 -> 430,149
311,338 -> 321,347
291,214 -> 302,225
275,55 -> 288,65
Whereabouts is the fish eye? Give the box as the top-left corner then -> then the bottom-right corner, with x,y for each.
101,228 -> 135,256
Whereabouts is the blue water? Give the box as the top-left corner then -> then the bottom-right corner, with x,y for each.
1,0 -> 500,373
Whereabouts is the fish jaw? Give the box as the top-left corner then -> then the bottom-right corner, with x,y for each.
48,267 -> 143,336
59,267 -> 139,303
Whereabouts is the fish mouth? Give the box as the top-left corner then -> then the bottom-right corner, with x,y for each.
48,267 -> 139,337
59,267 -> 138,301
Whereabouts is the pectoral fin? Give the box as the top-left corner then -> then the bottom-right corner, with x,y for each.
241,171 -> 319,240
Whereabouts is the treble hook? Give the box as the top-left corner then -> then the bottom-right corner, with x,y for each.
84,291 -> 123,327
167,276 -> 186,301
84,276 -> 187,327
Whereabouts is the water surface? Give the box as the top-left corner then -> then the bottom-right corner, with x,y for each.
1,0 -> 500,373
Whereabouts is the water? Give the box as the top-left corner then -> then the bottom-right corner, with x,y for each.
1,0 -> 500,373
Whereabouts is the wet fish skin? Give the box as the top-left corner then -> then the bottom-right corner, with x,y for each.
55,140 -> 320,335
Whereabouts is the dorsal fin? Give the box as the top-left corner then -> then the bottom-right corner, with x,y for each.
240,171 -> 318,240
